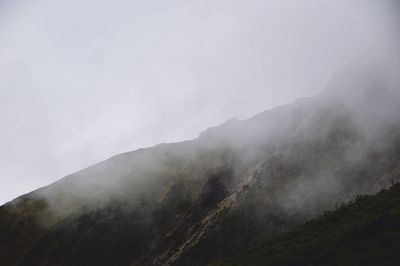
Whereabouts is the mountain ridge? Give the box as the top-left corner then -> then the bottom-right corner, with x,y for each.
1,56 -> 400,265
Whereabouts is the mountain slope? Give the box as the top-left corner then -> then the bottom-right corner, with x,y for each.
0,55 -> 400,265
210,182 -> 400,266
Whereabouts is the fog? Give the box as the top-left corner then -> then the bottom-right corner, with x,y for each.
0,0 -> 398,205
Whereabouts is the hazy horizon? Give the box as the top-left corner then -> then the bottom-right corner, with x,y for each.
1,0 -> 399,204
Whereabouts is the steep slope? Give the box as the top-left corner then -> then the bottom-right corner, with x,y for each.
0,54 -> 399,265
210,182 -> 400,266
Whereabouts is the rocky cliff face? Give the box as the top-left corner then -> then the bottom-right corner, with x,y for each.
1,56 -> 400,266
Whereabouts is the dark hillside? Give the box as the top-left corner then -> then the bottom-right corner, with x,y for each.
211,182 -> 400,266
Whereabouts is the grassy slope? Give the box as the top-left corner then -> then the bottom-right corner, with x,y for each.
211,183 -> 400,266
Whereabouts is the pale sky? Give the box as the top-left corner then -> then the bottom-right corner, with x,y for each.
0,0 -> 398,204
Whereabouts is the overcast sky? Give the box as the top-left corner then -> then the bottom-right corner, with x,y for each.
0,0 -> 398,204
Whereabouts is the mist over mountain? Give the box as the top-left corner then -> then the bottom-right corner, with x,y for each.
0,49 -> 399,265
2,0 -> 399,206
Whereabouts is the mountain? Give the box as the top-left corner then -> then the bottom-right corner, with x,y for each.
0,54 -> 399,266
210,182 -> 400,266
